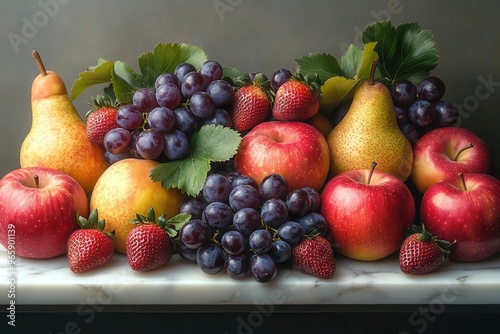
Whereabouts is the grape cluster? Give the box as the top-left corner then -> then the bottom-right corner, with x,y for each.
391,76 -> 459,145
103,60 -> 235,165
176,172 -> 328,283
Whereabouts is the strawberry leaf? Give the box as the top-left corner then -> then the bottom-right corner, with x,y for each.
138,43 -> 207,88
295,53 -> 342,83
150,125 -> 241,197
69,59 -> 114,101
362,20 -> 439,84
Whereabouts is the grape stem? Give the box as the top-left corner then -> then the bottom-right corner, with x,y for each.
367,161 -> 377,185
32,50 -> 47,77
453,142 -> 473,161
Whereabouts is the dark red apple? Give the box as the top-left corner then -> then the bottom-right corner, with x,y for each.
421,173 -> 500,262
233,121 -> 330,191
0,167 -> 89,259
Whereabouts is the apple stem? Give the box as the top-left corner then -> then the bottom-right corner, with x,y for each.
458,173 -> 467,191
453,142 -> 474,161
368,58 -> 379,86
32,50 -> 47,77
367,161 -> 377,185
34,175 -> 40,189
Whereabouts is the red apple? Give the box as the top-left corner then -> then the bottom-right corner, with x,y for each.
233,121 -> 330,191
0,167 -> 89,259
421,173 -> 500,262
320,163 -> 415,261
411,127 -> 490,193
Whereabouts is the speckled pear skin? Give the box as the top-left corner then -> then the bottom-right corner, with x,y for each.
20,69 -> 108,193
327,80 -> 413,181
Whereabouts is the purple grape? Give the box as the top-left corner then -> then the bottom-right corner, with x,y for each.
182,71 -> 206,99
116,105 -> 143,131
180,199 -> 207,220
270,68 -> 292,92
249,229 -> 273,254
395,106 -> 409,128
221,230 -> 246,255
199,60 -> 223,82
202,108 -> 233,128
261,198 -> 289,228
179,219 -> 213,249
391,80 -> 417,108
203,202 -> 233,230
402,123 -> 419,145
408,100 -> 435,127
302,187 -> 321,213
128,129 -> 143,158
231,174 -> 257,189
133,88 -> 159,112
259,174 -> 288,201
174,62 -> 196,84
203,173 -> 233,204
173,106 -> 199,135
148,107 -> 175,134
196,243 -> 226,275
206,80 -> 234,107
286,189 -> 311,216
232,207 -> 262,237
104,150 -> 133,165
297,212 -> 328,236
434,101 -> 459,127
134,129 -> 164,160
226,254 -> 249,280
162,128 -> 190,160
277,221 -> 304,246
189,92 -> 215,119
229,184 -> 260,211
155,73 -> 180,89
156,83 -> 182,110
103,127 -> 131,154
177,240 -> 198,262
267,240 -> 292,263
417,76 -> 445,102
250,253 -> 277,283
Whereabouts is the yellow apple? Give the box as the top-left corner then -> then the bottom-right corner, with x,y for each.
90,158 -> 187,254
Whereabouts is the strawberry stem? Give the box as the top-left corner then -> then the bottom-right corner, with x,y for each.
367,161 -> 377,185
32,50 -> 47,77
453,142 -> 473,161
458,173 -> 467,191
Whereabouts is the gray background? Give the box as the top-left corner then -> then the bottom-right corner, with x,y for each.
1,0 -> 499,178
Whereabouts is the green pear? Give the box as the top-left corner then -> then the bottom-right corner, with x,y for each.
326,59 -> 413,181
20,50 -> 108,193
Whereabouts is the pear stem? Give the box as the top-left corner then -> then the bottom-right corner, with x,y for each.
458,173 -> 467,191
367,161 -> 377,185
33,175 -> 40,189
368,58 -> 379,86
32,50 -> 47,77
453,142 -> 474,161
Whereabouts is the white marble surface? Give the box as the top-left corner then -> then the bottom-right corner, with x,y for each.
1,244 -> 499,306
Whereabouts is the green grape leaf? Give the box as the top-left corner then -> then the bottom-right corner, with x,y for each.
362,20 -> 438,84
137,43 -> 208,88
69,58 -> 114,101
111,61 -> 146,105
150,125 -> 241,197
295,53 -> 342,83
340,45 -> 363,79
356,42 -> 379,80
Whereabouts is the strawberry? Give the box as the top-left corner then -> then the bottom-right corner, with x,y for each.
85,95 -> 119,145
292,235 -> 335,279
67,209 -> 115,273
272,74 -> 320,121
399,225 -> 454,275
126,207 -> 191,271
230,75 -> 271,132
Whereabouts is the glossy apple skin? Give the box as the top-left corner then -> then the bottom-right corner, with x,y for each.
320,169 -> 415,261
234,121 -> 330,191
0,167 -> 88,259
411,127 -> 490,193
421,173 -> 500,262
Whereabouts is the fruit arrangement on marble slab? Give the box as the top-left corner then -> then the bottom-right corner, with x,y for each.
1,20 -> 500,283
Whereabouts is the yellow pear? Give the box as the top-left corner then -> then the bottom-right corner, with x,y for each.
20,50 -> 107,193
327,59 -> 413,181
90,158 -> 188,254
